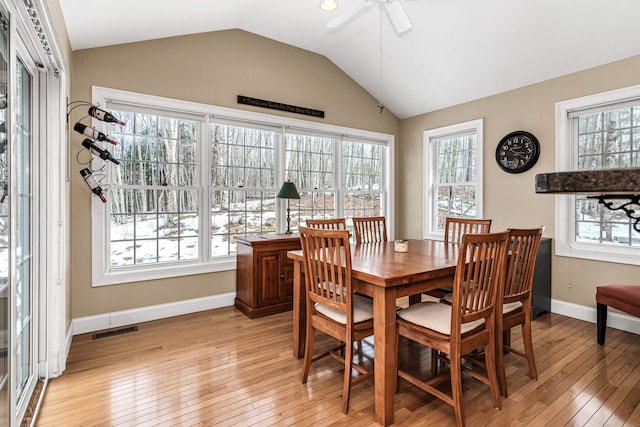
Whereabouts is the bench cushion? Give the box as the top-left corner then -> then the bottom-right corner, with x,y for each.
596,285 -> 640,318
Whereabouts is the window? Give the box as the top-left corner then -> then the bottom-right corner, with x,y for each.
90,87 -> 393,285
342,138 -> 386,222
556,84 -> 640,265
210,120 -> 278,255
423,119 -> 483,240
110,110 -> 201,267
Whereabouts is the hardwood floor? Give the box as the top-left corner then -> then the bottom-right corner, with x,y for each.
36,306 -> 640,426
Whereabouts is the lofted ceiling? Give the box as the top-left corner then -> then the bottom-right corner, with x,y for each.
57,0 -> 640,119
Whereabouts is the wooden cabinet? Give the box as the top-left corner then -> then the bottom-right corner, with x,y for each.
531,238 -> 552,319
235,234 -> 301,318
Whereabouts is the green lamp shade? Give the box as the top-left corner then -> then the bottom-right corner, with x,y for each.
277,181 -> 300,199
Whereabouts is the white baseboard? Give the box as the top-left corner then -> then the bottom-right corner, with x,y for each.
70,294 -> 638,339
71,292 -> 236,335
551,298 -> 640,336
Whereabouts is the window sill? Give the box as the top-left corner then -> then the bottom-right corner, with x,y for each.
91,257 -> 237,286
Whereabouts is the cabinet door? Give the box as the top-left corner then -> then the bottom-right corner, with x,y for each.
256,250 -> 285,307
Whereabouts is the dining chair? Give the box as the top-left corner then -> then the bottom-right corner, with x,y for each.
444,217 -> 492,245
396,231 -> 510,427
298,226 -> 374,414
425,217 -> 493,299
306,217 -> 347,230
352,216 -> 387,244
495,227 -> 543,397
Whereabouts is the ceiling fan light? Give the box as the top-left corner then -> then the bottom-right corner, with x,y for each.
319,0 -> 339,12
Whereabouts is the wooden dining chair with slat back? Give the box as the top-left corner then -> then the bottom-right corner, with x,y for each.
352,216 -> 388,244
425,217 -> 492,299
396,231 -> 510,427
298,226 -> 374,414
495,227 -> 543,397
306,218 -> 347,230
445,217 -> 493,245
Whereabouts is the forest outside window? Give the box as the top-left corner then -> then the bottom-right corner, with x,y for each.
89,87 -> 393,286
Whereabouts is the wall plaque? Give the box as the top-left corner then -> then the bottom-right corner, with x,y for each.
237,95 -> 324,118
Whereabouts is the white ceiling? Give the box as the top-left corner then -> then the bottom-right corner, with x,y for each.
57,0 -> 640,119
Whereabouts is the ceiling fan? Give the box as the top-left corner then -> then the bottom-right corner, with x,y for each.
324,0 -> 413,35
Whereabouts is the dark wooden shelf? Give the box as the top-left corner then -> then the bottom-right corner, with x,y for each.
535,168 -> 640,195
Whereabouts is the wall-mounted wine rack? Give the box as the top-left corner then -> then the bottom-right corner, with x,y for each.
67,101 -> 126,203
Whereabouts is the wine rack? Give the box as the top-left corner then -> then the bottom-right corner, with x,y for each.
67,101 -> 126,203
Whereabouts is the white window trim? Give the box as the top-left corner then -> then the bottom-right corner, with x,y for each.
423,119 -> 484,240
555,84 -> 640,266
90,86 -> 394,286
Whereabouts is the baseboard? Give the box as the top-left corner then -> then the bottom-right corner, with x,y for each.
551,298 -> 640,336
71,292 -> 236,335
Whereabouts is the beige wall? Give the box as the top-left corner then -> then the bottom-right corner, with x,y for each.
398,55 -> 640,308
70,30 -> 400,318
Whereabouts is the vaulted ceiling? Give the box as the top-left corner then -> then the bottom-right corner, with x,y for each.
58,0 -> 640,119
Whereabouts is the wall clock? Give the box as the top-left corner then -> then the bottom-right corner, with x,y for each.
495,130 -> 540,174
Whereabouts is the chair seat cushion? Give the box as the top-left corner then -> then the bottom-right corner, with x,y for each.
503,300 -> 523,314
315,294 -> 374,324
596,285 -> 640,318
397,301 -> 485,335
441,292 -> 522,314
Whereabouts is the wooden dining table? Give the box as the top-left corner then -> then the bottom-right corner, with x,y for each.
287,239 -> 460,426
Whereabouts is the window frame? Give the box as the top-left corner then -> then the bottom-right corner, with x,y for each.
556,84 -> 640,266
90,86 -> 394,286
423,119 -> 484,241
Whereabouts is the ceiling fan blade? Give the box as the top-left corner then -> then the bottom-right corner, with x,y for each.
385,0 -> 412,34
326,0 -> 371,29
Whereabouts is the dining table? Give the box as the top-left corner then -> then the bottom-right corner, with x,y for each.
287,238 -> 460,427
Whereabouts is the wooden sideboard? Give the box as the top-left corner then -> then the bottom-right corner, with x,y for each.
235,234 -> 301,318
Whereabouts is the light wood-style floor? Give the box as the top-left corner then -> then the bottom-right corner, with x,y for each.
36,305 -> 640,426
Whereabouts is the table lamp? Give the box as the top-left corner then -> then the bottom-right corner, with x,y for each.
277,181 -> 300,234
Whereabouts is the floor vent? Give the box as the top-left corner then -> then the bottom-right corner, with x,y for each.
92,326 -> 138,340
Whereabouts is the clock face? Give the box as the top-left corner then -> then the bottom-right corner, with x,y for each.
495,131 -> 540,174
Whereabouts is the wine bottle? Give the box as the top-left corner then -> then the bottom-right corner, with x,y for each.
74,122 -> 118,145
80,168 -> 107,203
88,106 -> 126,126
81,139 -> 121,165
0,182 -> 7,203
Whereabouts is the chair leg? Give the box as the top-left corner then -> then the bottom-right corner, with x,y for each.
431,348 -> 439,375
597,302 -> 607,345
342,341 -> 353,414
496,325 -> 507,397
484,333 -> 502,410
301,324 -> 315,384
450,352 -> 465,427
521,318 -> 538,380
503,329 -> 511,348
396,335 -> 402,392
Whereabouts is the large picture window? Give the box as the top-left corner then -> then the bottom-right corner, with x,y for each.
556,85 -> 640,265
89,87 -> 393,285
423,119 -> 483,240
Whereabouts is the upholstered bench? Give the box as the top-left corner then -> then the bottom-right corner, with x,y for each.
596,284 -> 640,345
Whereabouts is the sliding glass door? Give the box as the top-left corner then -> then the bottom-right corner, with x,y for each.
0,4 -> 8,427
14,55 -> 34,418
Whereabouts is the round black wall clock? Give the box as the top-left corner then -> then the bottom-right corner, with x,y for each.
495,130 -> 540,174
